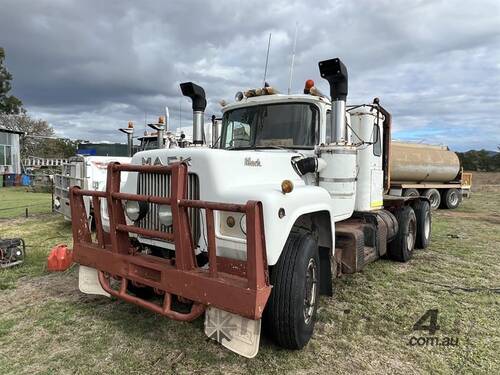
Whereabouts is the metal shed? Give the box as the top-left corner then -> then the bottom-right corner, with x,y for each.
0,127 -> 23,175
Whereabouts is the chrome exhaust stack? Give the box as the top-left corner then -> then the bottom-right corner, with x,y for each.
119,121 -> 135,156
180,82 -> 207,145
319,58 -> 348,143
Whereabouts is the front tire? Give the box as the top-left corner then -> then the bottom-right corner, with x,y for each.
266,233 -> 320,349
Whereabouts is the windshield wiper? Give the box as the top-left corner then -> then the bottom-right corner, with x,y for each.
225,145 -> 290,151
253,145 -> 288,150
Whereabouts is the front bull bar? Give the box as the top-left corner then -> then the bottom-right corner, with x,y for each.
70,161 -> 271,321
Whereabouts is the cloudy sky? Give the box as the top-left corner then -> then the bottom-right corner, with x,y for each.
1,0 -> 499,151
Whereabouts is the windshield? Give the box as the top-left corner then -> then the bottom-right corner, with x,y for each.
221,103 -> 318,149
140,138 -> 159,151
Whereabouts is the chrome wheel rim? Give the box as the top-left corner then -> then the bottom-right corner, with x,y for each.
429,192 -> 439,209
407,218 -> 416,252
424,212 -> 431,239
303,258 -> 318,325
449,191 -> 459,206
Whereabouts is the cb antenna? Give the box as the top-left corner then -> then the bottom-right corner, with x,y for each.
263,32 -> 272,86
288,22 -> 298,94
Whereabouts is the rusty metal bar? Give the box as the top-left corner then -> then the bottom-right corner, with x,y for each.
106,163 -> 132,254
205,208 -> 217,277
116,224 -> 174,241
245,201 -> 268,290
170,163 -> 196,271
110,164 -> 174,174
98,271 -> 205,321
92,196 -> 105,248
179,199 -> 247,213
72,189 -> 107,198
111,192 -> 172,205
70,187 -> 92,243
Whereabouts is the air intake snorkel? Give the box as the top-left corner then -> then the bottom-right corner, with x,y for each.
318,58 -> 348,143
180,82 -> 207,145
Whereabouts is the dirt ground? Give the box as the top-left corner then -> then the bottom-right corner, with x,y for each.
0,174 -> 499,374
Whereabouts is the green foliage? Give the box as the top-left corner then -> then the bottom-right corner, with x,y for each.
457,149 -> 500,171
0,47 -> 24,114
0,114 -> 80,158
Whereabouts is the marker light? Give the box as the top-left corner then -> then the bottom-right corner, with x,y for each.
128,121 -> 134,128
304,79 -> 315,94
158,116 -> 165,124
226,216 -> 236,228
281,180 -> 294,194
235,91 -> 244,101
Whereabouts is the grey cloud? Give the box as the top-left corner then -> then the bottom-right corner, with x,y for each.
1,0 -> 499,150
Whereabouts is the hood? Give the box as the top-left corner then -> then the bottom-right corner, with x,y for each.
125,147 -> 305,202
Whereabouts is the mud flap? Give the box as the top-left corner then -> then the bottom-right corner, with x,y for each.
78,265 -> 110,297
204,306 -> 261,358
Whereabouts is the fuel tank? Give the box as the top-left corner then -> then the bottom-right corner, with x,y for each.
390,141 -> 460,183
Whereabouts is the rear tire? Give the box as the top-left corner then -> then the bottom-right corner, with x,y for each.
441,188 -> 461,209
413,200 -> 431,249
266,232 -> 320,349
387,206 -> 417,262
403,188 -> 419,197
423,189 -> 441,210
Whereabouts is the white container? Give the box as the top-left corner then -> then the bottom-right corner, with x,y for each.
318,145 -> 357,221
349,106 -> 384,211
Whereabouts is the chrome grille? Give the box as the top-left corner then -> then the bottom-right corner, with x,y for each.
137,173 -> 200,244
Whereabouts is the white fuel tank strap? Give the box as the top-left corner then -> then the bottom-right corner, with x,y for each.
319,177 -> 357,183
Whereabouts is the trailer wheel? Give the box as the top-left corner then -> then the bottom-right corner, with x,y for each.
403,188 -> 419,197
413,200 -> 431,249
441,188 -> 461,209
265,232 -> 320,349
423,189 -> 441,210
387,206 -> 417,262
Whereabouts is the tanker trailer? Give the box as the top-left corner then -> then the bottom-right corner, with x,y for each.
388,141 -> 472,209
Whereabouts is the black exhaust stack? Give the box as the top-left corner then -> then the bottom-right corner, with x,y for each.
180,82 -> 207,145
319,58 -> 348,143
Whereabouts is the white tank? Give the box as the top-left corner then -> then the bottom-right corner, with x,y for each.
349,106 -> 385,211
318,145 -> 357,221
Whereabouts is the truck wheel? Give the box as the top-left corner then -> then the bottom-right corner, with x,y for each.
266,232 -> 320,349
387,206 -> 417,262
413,200 -> 431,249
423,189 -> 441,210
441,188 -> 461,209
403,188 -> 419,197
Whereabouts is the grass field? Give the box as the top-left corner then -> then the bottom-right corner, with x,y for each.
0,178 -> 499,374
0,187 -> 53,219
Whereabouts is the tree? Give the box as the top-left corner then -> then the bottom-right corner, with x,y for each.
0,114 -> 81,159
0,47 -> 24,114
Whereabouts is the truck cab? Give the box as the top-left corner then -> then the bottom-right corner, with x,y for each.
70,58 -> 432,358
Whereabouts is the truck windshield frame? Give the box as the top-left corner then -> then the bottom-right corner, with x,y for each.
221,102 -> 319,150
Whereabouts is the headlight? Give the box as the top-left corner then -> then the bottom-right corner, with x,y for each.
240,215 -> 246,235
125,200 -> 148,221
158,205 -> 173,227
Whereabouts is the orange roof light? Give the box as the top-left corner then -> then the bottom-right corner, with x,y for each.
127,121 -> 134,129
158,116 -> 165,124
304,79 -> 315,94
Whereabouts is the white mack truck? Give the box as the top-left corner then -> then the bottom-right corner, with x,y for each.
70,58 -> 432,358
